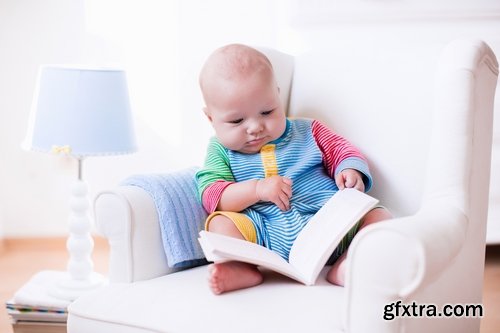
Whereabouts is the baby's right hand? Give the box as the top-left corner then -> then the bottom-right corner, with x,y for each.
256,176 -> 293,211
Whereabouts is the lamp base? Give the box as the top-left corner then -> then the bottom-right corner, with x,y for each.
47,172 -> 106,302
49,272 -> 106,302
12,270 -> 106,308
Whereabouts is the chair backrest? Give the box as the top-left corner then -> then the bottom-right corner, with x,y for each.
263,40 -> 498,332
286,40 -> 498,219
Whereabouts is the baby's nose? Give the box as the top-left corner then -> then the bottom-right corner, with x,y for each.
247,120 -> 263,134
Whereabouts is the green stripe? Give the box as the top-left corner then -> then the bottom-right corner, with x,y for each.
195,137 -> 234,201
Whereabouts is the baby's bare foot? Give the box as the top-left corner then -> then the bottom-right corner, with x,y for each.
208,262 -> 263,295
326,254 -> 347,286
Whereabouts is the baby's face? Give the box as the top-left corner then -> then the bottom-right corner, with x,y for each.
204,71 -> 286,154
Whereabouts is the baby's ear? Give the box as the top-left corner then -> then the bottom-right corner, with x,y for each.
203,107 -> 213,122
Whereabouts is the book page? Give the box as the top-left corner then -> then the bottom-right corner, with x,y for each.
198,234 -> 228,263
198,231 -> 306,284
288,188 -> 378,285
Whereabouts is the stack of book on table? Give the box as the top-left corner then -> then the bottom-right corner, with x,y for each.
5,301 -> 67,333
6,271 -> 72,333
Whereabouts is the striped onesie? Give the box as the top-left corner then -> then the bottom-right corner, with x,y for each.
196,118 -> 372,261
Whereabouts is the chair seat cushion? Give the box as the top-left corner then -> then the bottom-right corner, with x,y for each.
68,266 -> 345,333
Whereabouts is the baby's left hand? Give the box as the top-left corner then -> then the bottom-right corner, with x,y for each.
335,169 -> 365,192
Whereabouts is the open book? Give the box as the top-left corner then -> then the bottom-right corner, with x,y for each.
198,188 -> 379,286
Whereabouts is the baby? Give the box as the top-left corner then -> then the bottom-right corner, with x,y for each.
196,44 -> 391,294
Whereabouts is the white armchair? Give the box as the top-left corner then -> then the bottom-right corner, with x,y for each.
68,39 -> 498,333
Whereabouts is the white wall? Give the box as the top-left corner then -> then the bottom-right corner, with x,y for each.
282,0 -> 500,242
1,0 -> 499,239
0,0 -> 281,237
0,0 -> 87,237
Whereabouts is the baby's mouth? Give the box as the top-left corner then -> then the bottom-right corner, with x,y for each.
247,137 -> 265,146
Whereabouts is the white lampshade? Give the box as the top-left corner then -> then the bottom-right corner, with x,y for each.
23,65 -> 137,157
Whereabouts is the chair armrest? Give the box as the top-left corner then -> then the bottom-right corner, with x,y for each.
94,186 -> 180,283
344,201 -> 467,333
343,39 -> 498,333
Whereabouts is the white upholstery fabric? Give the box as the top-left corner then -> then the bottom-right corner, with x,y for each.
69,40 -> 498,333
69,267 -> 344,333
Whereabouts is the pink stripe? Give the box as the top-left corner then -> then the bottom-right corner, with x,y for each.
201,180 -> 234,213
312,120 -> 366,177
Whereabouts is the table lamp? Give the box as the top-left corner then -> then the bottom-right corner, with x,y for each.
22,65 -> 137,301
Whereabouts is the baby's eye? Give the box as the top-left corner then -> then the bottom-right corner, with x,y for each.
261,110 -> 274,116
228,118 -> 243,124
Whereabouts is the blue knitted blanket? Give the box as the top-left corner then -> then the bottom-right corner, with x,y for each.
122,167 -> 207,268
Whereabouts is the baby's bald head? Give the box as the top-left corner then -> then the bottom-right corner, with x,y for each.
199,44 -> 275,106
